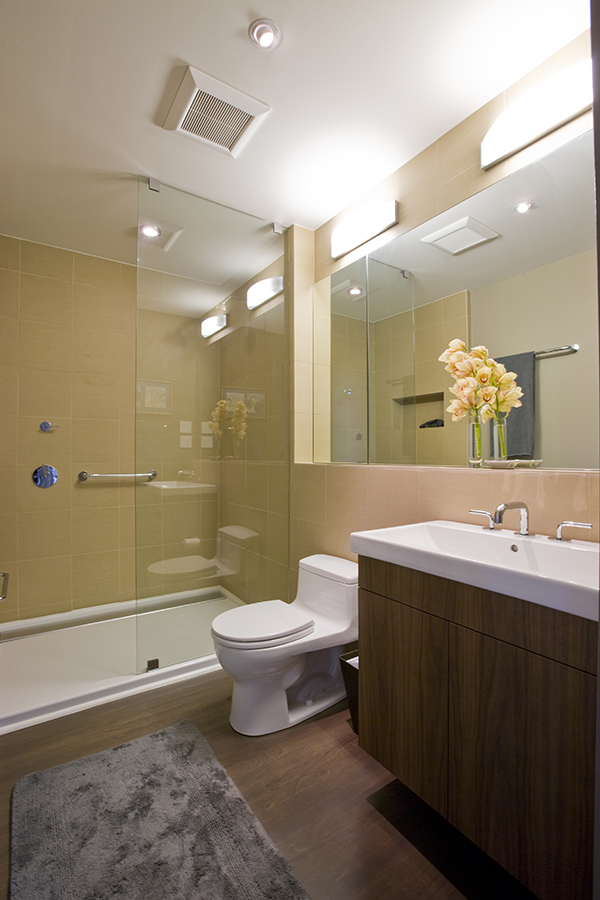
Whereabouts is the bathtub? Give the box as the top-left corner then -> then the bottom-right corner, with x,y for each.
0,586 -> 241,734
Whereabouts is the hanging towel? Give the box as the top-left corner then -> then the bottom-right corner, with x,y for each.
494,351 -> 536,459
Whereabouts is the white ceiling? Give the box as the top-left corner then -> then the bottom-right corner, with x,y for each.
0,0 -> 591,266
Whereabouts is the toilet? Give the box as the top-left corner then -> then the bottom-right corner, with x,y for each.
211,554 -> 359,736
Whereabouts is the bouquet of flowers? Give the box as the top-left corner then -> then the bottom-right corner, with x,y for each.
207,399 -> 228,440
438,339 -> 523,459
230,400 -> 248,439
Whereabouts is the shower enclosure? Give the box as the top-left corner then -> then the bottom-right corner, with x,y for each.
0,178 -> 290,729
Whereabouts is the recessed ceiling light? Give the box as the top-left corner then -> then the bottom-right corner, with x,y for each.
514,201 -> 533,214
248,18 -> 281,50
140,224 -> 161,238
348,286 -> 363,298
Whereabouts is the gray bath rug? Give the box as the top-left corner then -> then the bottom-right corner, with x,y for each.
11,720 -> 310,900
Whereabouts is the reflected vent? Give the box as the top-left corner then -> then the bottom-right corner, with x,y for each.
163,66 -> 271,158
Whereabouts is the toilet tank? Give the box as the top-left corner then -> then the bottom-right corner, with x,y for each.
295,554 -> 359,624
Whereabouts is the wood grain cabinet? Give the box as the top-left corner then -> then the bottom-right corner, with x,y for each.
358,556 -> 597,900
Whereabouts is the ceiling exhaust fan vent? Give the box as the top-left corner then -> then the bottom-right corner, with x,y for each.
163,66 -> 271,158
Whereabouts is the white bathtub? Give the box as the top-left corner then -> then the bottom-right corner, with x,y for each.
0,587 -> 241,734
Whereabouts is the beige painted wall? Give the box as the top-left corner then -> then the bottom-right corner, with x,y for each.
471,249 -> 599,468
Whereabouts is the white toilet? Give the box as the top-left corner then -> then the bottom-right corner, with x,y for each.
211,554 -> 359,736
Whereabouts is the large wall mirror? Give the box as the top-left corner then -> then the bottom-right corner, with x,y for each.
316,129 -> 598,470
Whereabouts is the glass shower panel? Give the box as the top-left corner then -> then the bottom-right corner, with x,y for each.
366,259 -> 416,464
329,259 -> 368,463
135,178 -> 289,673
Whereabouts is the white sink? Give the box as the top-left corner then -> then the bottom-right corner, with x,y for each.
144,481 -> 217,494
350,520 -> 599,621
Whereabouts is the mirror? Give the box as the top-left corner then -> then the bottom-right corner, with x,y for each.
319,130 -> 598,469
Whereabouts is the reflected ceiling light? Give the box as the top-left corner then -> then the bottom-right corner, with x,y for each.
348,286 -> 363,298
247,275 -> 284,309
331,200 -> 398,260
140,224 -> 161,238
248,19 -> 281,50
514,201 -> 533,214
200,314 -> 227,338
481,59 -> 592,170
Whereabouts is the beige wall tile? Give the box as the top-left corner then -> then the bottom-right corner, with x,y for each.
73,284 -> 136,334
20,321 -> 72,372
18,509 -> 72,561
0,268 -> 19,318
18,368 -> 72,417
0,317 -> 19,367
73,327 -> 123,376
18,556 -> 72,612
74,253 -> 122,291
72,418 -> 120,468
0,366 -> 17,417
72,550 -> 121,606
71,507 -> 120,555
0,235 -> 20,270
21,242 -> 73,281
291,464 -> 327,524
20,274 -> 73,326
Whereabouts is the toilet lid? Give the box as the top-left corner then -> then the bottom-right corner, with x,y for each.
211,600 -> 314,644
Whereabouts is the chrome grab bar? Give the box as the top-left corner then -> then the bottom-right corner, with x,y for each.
78,470 -> 157,482
0,573 -> 8,602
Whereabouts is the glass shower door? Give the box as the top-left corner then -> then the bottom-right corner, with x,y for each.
134,177 -> 289,673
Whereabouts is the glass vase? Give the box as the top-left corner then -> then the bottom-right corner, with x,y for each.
492,418 -> 508,460
468,419 -> 483,468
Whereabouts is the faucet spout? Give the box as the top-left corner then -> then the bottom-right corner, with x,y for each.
493,501 -> 530,536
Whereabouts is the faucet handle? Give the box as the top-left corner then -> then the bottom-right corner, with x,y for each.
469,509 -> 495,530
551,521 -> 592,542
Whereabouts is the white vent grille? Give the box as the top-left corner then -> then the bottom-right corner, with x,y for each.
180,91 -> 253,150
163,67 -> 270,158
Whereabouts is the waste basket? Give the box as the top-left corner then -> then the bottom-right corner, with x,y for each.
339,651 -> 359,734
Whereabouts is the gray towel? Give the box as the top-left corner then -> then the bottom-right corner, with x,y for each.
493,352 -> 536,458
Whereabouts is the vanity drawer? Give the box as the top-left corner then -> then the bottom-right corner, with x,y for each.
359,556 -> 598,674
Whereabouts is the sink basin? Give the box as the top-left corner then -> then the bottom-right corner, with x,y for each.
144,481 -> 217,494
350,520 -> 599,621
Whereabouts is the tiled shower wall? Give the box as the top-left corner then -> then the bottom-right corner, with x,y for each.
0,235 -> 291,624
0,236 -> 137,622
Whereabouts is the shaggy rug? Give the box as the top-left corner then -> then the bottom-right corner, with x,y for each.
11,720 -> 310,900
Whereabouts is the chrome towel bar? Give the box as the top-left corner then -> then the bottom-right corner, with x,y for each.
78,470 -> 157,482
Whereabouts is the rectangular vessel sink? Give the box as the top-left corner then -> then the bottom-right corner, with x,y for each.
350,521 -> 599,621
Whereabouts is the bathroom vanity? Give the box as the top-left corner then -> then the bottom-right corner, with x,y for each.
356,554 -> 597,900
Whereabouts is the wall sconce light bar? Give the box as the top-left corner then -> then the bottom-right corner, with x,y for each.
246,276 -> 284,309
331,200 -> 398,260
481,59 -> 592,170
200,314 -> 227,338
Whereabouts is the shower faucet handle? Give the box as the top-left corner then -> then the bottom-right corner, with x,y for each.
40,421 -> 61,432
0,573 -> 8,602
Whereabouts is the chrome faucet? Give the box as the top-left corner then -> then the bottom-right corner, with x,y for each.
493,501 -> 530,536
551,521 -> 592,542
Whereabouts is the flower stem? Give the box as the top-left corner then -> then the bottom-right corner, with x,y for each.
498,417 -> 507,458
474,418 -> 482,459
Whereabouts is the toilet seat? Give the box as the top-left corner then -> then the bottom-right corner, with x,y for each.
212,600 -> 314,649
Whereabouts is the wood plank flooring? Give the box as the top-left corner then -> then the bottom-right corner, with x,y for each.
0,670 -> 537,900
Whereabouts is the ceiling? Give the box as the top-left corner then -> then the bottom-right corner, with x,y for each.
0,0 -> 591,267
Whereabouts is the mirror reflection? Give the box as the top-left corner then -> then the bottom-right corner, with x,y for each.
321,130 -> 598,469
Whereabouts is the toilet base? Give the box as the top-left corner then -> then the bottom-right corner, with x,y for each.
228,646 -> 347,736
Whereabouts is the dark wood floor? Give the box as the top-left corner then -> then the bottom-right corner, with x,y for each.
0,671 -> 536,900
